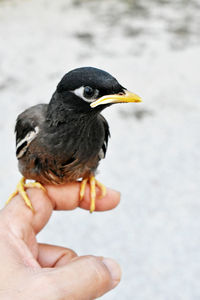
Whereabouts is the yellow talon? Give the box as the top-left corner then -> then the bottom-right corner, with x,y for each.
80,178 -> 88,201
24,181 -> 46,192
6,177 -> 46,211
80,176 -> 106,213
95,179 -> 107,199
90,176 -> 96,213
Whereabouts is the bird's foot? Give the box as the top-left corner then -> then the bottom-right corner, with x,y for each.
80,176 -> 106,213
6,177 -> 45,211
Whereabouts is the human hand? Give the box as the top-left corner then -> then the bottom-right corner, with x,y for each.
0,183 -> 121,300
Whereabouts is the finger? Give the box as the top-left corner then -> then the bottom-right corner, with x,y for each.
46,183 -> 120,211
41,256 -> 121,299
3,182 -> 120,235
3,188 -> 52,237
37,243 -> 77,267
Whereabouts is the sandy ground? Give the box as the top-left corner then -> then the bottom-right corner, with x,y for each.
0,0 -> 200,299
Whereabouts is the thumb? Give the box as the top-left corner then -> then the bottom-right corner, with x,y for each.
41,255 -> 121,299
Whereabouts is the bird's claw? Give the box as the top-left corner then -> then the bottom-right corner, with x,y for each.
80,176 -> 106,213
6,177 -> 46,211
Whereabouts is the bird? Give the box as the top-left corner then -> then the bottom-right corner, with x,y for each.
7,67 -> 141,213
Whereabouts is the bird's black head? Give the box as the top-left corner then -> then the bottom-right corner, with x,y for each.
57,67 -> 123,98
48,67 -> 141,118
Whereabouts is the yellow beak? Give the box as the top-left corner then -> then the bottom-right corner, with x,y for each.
90,89 -> 142,108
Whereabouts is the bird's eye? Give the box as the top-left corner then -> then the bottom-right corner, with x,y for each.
73,86 -> 99,103
84,86 -> 98,99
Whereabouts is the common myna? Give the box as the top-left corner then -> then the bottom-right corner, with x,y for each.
7,67 -> 141,212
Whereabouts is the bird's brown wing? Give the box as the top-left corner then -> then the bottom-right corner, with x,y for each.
15,104 -> 47,159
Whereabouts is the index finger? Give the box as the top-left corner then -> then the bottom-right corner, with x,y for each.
46,182 -> 120,211
3,182 -> 120,235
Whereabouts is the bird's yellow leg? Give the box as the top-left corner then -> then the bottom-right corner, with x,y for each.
6,177 -> 45,211
80,176 -> 106,213
89,176 -> 96,213
80,178 -> 88,201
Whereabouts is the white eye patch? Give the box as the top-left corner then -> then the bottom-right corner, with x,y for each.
72,86 -> 99,103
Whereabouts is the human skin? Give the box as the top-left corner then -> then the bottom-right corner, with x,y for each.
0,183 -> 121,300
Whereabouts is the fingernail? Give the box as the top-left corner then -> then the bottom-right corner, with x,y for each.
102,258 -> 122,288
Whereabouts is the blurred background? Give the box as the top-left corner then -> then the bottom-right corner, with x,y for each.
0,0 -> 200,299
